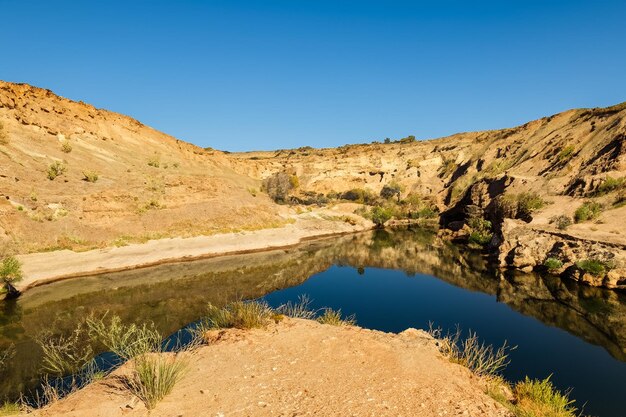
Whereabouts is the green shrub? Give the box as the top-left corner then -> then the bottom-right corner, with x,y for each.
0,402 -> 20,416
557,145 -> 575,162
82,171 -> 99,183
317,308 -> 356,326
125,354 -> 187,410
467,217 -> 493,246
61,141 -> 72,153
369,205 -> 393,227
543,257 -> 563,271
0,256 -> 22,296
550,215 -> 572,230
576,259 -> 609,276
47,161 -> 67,180
574,201 -> 602,223
516,192 -> 546,218
596,176 -> 625,195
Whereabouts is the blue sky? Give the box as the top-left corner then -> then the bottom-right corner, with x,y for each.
2,1 -> 625,151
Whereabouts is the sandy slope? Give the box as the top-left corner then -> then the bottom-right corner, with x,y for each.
32,319 -> 509,417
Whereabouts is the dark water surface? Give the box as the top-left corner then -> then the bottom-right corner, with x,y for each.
1,229 -> 625,416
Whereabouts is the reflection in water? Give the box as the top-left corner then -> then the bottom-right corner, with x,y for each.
0,228 -> 625,401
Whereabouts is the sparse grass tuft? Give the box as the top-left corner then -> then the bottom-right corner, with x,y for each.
276,295 -> 316,319
543,258 -> 563,271
86,314 -> 162,360
317,308 -> 356,326
147,155 -> 160,168
37,324 -> 94,375
0,344 -> 15,373
513,376 -> 577,417
124,354 -> 187,410
47,161 -> 67,180
429,326 -> 511,378
557,145 -> 575,162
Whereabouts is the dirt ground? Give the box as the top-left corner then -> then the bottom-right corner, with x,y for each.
32,319 -> 510,417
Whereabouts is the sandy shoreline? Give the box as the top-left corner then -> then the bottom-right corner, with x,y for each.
31,318 -> 508,417
15,212 -> 373,293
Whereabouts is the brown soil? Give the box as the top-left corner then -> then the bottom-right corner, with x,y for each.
31,319 -> 510,417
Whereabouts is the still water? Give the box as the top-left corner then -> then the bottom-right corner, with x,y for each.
1,229 -> 625,416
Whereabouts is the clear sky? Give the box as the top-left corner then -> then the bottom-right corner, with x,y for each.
2,1 -> 625,151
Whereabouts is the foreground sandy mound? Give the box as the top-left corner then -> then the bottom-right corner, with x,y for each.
34,319 -> 509,417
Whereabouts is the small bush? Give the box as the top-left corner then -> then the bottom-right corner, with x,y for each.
341,188 -> 377,204
262,172 -> 294,203
380,182 -> 402,200
516,192 -> 546,218
82,171 -> 99,183
61,141 -> 72,153
369,205 -> 393,227
201,300 -> 272,330
124,354 -> 187,410
147,156 -> 160,168
550,215 -> 572,230
574,201 -> 602,223
47,161 -> 67,180
467,217 -> 493,246
543,257 -> 563,271
557,145 -> 575,162
0,256 -> 22,290
596,176 -> 625,195
576,259 -> 609,276
317,308 -> 356,326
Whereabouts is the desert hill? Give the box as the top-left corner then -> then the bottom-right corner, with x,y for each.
0,81 -> 284,254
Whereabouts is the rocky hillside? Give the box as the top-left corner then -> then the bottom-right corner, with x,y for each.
226,103 -> 626,289
0,82 -> 284,254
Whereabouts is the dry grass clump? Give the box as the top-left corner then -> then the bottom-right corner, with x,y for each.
429,326 -> 511,377
0,402 -> 21,416
60,141 -> 72,153
201,300 -> 273,330
316,308 -> 356,326
512,376 -> 577,417
0,344 -> 15,373
123,354 -> 187,410
82,171 -> 99,183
